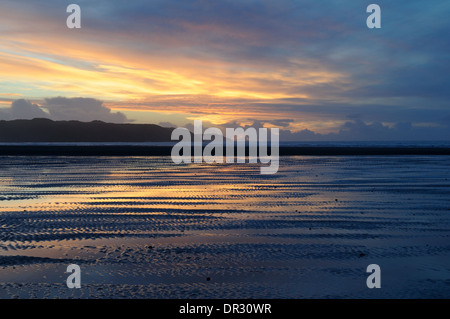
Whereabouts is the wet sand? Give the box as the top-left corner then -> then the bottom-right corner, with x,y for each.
0,155 -> 449,298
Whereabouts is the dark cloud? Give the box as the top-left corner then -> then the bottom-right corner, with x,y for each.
140,117 -> 450,142
44,97 -> 128,123
279,120 -> 450,142
206,118 -> 450,142
0,99 -> 49,120
0,98 -> 129,123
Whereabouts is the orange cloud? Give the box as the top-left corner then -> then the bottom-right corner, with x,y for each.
0,4 -> 351,129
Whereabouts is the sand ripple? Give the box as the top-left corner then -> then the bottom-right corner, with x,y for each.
0,156 -> 449,298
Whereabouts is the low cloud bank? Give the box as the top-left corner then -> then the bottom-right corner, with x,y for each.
0,97 -> 128,123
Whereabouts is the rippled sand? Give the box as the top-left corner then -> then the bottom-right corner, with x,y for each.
0,156 -> 449,298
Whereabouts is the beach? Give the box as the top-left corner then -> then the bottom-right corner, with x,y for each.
0,155 -> 449,298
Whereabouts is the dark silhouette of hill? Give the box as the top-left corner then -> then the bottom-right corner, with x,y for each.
0,118 -> 174,142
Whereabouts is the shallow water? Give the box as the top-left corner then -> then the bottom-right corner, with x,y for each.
0,156 -> 449,298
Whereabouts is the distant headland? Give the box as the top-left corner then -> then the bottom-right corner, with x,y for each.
0,118 -> 174,142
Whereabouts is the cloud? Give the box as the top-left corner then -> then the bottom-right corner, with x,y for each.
0,97 -> 129,123
0,99 -> 49,120
209,118 -> 450,142
158,121 -> 177,128
44,97 -> 128,123
0,0 -> 449,141
278,119 -> 450,142
3,99 -> 447,141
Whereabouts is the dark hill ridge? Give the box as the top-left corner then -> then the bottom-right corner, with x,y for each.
0,118 -> 174,142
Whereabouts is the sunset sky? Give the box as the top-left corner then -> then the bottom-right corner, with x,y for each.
0,0 -> 449,140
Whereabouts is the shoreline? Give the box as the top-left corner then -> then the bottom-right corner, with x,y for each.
1,145 -> 450,156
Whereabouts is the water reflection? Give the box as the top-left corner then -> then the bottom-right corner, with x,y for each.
0,156 -> 449,298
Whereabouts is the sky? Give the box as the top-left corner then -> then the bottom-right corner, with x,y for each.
0,0 -> 449,141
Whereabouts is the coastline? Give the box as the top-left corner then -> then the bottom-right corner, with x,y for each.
1,145 -> 450,156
